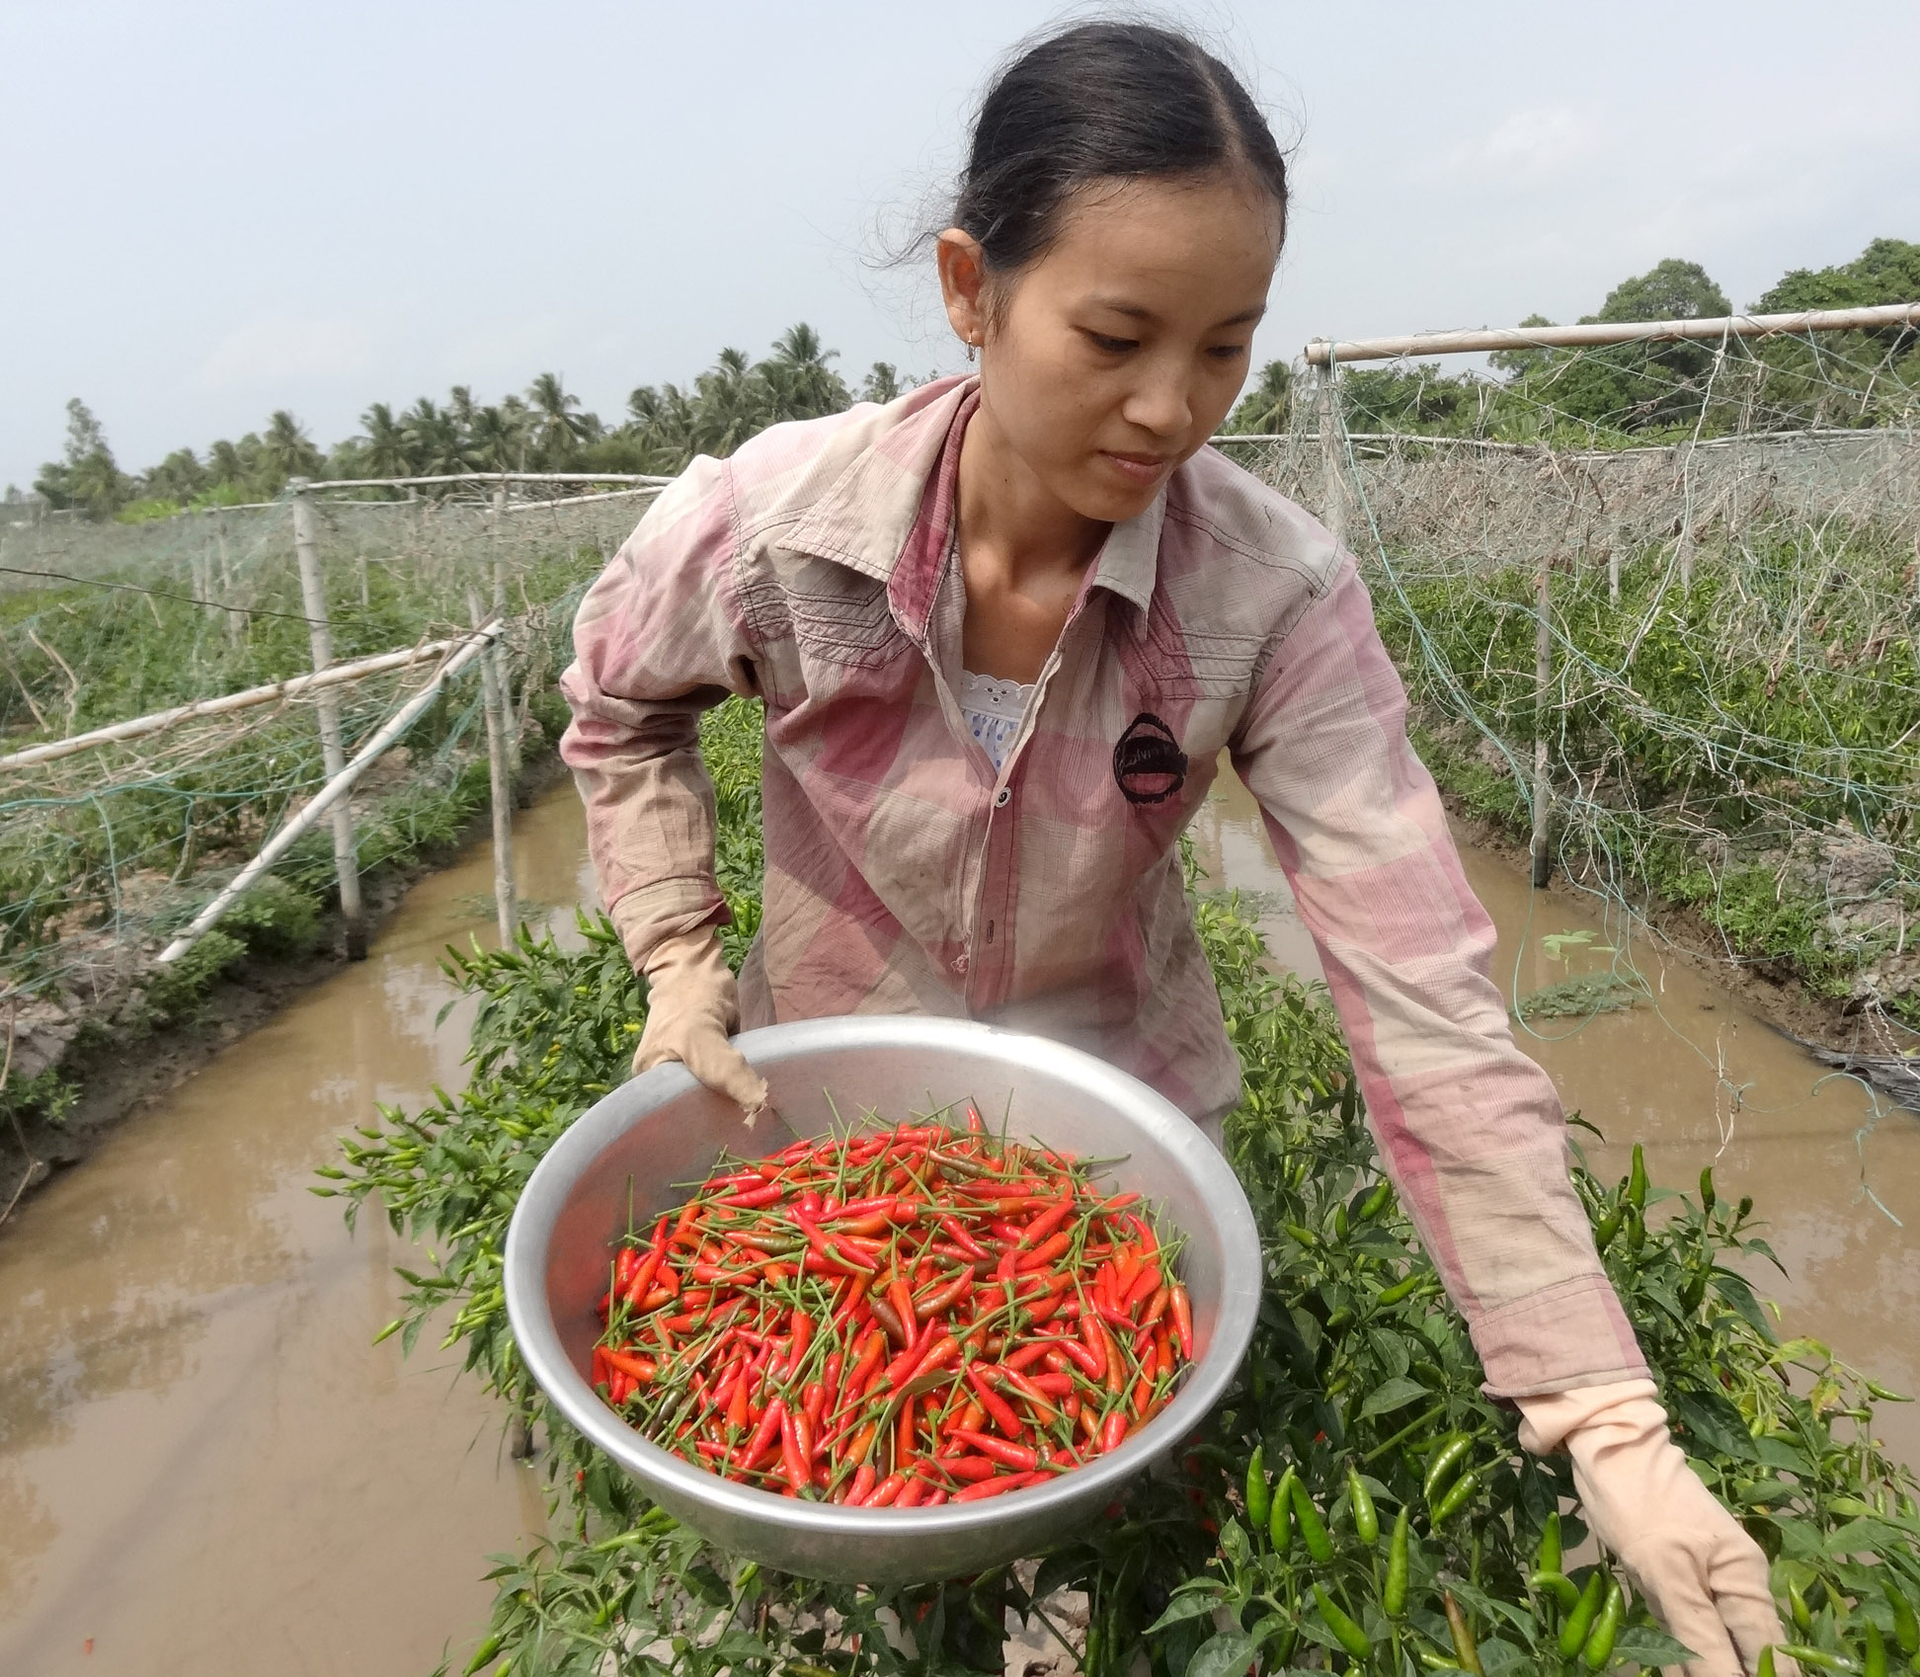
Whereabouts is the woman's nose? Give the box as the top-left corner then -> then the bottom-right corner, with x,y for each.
1121,362 -> 1194,439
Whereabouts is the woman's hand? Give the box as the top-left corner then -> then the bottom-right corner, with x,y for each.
631,929 -> 769,1119
1517,1380 -> 1794,1677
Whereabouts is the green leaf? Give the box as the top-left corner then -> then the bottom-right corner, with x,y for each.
1146,1589 -> 1226,1635
1359,1375 -> 1430,1420
1612,1626 -> 1698,1666
1671,1389 -> 1758,1462
1183,1630 -> 1257,1677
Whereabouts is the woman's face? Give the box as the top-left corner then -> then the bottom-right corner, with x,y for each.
940,170 -> 1282,525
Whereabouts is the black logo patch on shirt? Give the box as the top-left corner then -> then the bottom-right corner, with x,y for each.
1113,713 -> 1188,806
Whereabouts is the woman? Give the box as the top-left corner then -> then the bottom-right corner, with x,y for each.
562,22 -> 1786,1675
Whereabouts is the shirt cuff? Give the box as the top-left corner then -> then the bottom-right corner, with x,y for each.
1468,1273 -> 1651,1400
606,877 -> 730,970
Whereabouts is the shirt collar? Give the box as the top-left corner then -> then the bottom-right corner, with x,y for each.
784,373 -> 1166,634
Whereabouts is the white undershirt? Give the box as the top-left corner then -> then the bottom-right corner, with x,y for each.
957,669 -> 1035,773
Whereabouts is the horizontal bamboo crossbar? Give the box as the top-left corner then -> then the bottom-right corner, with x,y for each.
1302,301 -> 1920,366
0,634 -> 483,771
313,471 -> 674,490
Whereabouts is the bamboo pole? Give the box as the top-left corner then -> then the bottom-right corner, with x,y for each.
1302,301 -> 1920,366
290,480 -> 366,960
156,626 -> 499,966
0,634 -> 482,770
1531,561 -> 1553,888
314,470 -> 673,490
468,577 -> 516,944
1313,348 -> 1347,548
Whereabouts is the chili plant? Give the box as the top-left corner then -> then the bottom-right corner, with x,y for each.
323,697 -> 1920,1676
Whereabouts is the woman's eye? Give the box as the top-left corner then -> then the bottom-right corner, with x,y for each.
1086,332 -> 1138,354
1207,343 -> 1250,362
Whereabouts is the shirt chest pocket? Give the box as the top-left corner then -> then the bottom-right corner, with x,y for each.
1128,611 -> 1268,702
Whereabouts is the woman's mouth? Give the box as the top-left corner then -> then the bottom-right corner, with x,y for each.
1100,451 -> 1174,486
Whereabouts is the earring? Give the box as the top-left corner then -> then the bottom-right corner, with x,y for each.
965,339 -> 977,364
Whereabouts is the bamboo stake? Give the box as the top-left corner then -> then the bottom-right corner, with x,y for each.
0,634 -> 482,770
1313,348 -> 1347,548
467,578 -> 516,944
1531,560 -> 1553,888
155,626 -> 499,966
291,480 -> 366,960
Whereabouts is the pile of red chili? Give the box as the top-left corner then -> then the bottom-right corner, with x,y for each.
591,1108 -> 1194,1507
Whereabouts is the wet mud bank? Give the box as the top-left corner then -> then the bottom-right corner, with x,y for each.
0,750 -> 571,1225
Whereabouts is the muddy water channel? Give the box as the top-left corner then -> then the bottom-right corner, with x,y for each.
0,792 -> 597,1676
5,765 -> 1917,1677
1193,766 -> 1920,1471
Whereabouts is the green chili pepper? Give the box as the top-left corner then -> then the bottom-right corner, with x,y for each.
1698,1165 -> 1716,1212
1292,1476 -> 1334,1564
1627,1144 -> 1648,1209
1359,1180 -> 1394,1220
1285,1222 -> 1320,1249
1443,1591 -> 1486,1676
1627,1210 -> 1647,1253
1788,1580 -> 1813,1636
1347,1461 -> 1379,1545
1864,1618 -> 1888,1677
1778,1646 -> 1860,1674
1334,1204 -> 1350,1240
463,1636 -> 504,1677
1884,1575 -> 1920,1655
1314,1584 -> 1372,1661
1377,1273 -> 1423,1305
1432,1469 -> 1480,1525
1537,1510 -> 1562,1576
1593,1208 -> 1623,1253
1423,1433 -> 1472,1502
1737,1194 -> 1754,1220
1530,1570 -> 1580,1613
1756,1647 -> 1776,1677
1270,1465 -> 1297,1553
1680,1269 -> 1708,1313
1558,1571 -> 1606,1659
1245,1445 -> 1270,1532
1582,1580 -> 1624,1670
1384,1506 -> 1411,1618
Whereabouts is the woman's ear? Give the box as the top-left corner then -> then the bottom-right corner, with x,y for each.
935,228 -> 989,353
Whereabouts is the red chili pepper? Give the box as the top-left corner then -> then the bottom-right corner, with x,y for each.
952,1429 -> 1038,1472
965,1364 -> 1024,1437
1169,1284 -> 1194,1361
1099,1409 -> 1127,1454
955,1470 -> 1041,1502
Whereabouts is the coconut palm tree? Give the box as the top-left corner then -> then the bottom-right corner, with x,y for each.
260,410 -> 324,486
468,403 -> 531,473
360,402 -> 414,478
860,362 -> 902,405
526,372 -> 589,466
690,349 -> 766,458
402,399 -> 469,477
765,323 -> 851,420
627,384 -> 697,474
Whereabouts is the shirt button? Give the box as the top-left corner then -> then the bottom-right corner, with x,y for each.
993,787 -> 1011,808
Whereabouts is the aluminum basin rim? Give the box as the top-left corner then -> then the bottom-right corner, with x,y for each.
504,1013 -> 1262,1545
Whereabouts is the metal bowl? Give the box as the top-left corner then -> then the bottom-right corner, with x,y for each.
504,1015 -> 1260,1585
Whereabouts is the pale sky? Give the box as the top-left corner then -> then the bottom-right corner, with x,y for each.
4,0 -> 1917,490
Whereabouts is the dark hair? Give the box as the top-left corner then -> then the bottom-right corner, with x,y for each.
953,21 -> 1289,277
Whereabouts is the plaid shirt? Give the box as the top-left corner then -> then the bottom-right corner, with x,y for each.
561,376 -> 1647,1397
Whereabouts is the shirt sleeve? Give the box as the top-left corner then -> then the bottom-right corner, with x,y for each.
558,455 -> 758,967
1229,556 -> 1649,1399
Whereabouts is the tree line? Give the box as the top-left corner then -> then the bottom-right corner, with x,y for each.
18,236 -> 1919,522
20,324 -> 907,521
